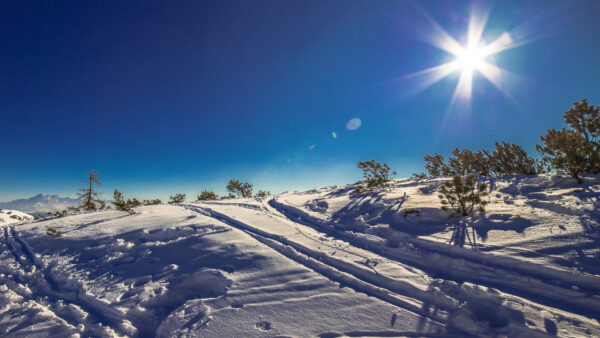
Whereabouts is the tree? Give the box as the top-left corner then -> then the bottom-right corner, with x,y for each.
170,193 -> 186,203
424,154 -> 449,177
255,190 -> 270,198
353,159 -> 396,194
143,199 -> 162,205
197,190 -> 218,201
77,171 -> 103,211
537,99 -> 600,183
490,142 -> 540,176
438,174 -> 488,249
226,179 -> 253,198
113,189 -> 133,212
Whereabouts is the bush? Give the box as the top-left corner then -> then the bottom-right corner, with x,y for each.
113,189 -> 133,212
425,143 -> 540,177
537,99 -> 600,183
197,190 -> 218,201
353,159 -> 395,194
226,179 -> 253,198
255,190 -> 270,198
439,174 -> 488,217
170,193 -> 186,203
439,174 -> 488,249
143,199 -> 162,205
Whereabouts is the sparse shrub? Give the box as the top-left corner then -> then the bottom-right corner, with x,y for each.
425,143 -> 540,178
197,190 -> 218,201
10,215 -> 19,220
131,198 -> 142,207
113,190 -> 133,212
77,170 -> 104,211
221,193 -> 236,199
46,227 -> 62,237
438,174 -> 488,249
537,99 -> 600,183
143,199 -> 162,205
490,142 -> 541,176
403,208 -> 420,217
353,159 -> 396,194
170,193 -> 186,203
255,190 -> 270,198
7,211 -> 12,215
424,154 -> 449,177
227,179 -> 253,198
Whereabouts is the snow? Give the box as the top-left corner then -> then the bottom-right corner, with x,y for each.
1,174 -> 599,337
0,209 -> 33,226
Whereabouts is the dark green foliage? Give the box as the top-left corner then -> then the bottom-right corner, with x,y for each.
425,144 -> 540,178
113,189 -> 133,212
255,190 -> 270,198
227,179 -> 253,198
46,227 -> 62,237
439,174 -> 488,217
490,142 -> 541,176
353,159 -> 396,194
403,208 -> 420,217
170,193 -> 186,203
143,199 -> 162,205
197,190 -> 218,201
77,170 -> 103,211
424,154 -> 449,177
221,193 -> 236,199
537,99 -> 600,183
438,174 -> 489,249
131,198 -> 142,207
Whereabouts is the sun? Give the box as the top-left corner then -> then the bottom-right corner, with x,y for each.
403,9 -> 520,109
454,45 -> 485,72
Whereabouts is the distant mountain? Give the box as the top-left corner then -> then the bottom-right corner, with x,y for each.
0,194 -> 79,213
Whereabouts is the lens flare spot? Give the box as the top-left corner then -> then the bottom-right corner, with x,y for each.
332,131 -> 337,139
346,118 -> 362,131
308,144 -> 316,150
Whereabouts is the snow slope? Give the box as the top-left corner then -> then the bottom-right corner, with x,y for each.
1,174 -> 599,337
0,209 -> 33,226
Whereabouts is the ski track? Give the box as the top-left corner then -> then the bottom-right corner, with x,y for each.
184,204 -> 454,326
1,225 -> 134,337
262,198 -> 600,321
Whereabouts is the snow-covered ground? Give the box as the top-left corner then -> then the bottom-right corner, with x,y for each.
0,209 -> 33,226
1,174 -> 599,337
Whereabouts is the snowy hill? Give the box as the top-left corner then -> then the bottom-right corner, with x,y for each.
0,194 -> 79,213
0,174 -> 599,337
0,209 -> 33,226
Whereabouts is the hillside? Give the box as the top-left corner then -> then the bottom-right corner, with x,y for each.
0,174 -> 598,337
0,209 -> 33,226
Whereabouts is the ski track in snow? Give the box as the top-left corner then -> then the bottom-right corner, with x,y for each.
1,174 -> 599,337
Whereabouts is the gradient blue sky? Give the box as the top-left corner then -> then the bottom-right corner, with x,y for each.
1,0 -> 599,201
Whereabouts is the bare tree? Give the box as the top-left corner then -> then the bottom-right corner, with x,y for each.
78,170 -> 103,211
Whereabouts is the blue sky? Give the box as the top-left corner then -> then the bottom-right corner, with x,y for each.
1,0 -> 599,201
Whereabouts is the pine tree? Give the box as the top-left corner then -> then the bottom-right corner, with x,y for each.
226,179 -> 253,198
438,174 -> 488,249
255,190 -> 270,198
113,189 -> 133,212
77,171 -> 103,211
537,99 -> 600,183
197,190 -> 218,201
170,193 -> 186,203
353,159 -> 396,194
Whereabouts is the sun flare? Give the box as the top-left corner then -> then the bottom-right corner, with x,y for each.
405,9 -> 521,110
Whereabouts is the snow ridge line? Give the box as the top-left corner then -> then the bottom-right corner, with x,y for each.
5,226 -> 136,337
268,199 -> 600,320
183,204 -> 454,326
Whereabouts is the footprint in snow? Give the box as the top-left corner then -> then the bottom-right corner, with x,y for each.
255,320 -> 272,331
